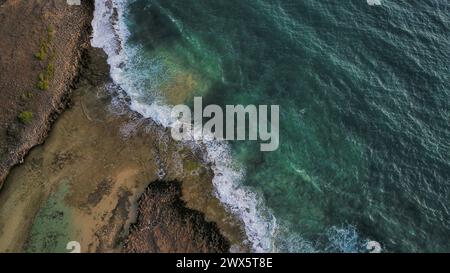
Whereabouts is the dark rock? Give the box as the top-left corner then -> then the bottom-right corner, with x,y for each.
123,180 -> 230,253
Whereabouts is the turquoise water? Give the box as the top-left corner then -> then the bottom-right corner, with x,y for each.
101,0 -> 449,252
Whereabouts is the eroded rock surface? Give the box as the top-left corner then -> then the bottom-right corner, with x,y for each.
124,181 -> 230,253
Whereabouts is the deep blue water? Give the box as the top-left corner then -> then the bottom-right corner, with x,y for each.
104,0 -> 450,252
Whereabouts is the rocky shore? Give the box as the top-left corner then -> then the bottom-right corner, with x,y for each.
0,1 -> 247,252
0,0 -> 94,186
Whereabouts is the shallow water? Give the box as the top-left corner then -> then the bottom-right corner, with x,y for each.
93,0 -> 450,252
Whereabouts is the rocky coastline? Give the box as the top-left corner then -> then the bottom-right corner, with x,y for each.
0,0 -> 247,253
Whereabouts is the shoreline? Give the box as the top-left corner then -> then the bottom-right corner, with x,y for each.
0,46 -> 248,252
0,0 -> 248,251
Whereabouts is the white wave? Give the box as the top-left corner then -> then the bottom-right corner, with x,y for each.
202,139 -> 279,252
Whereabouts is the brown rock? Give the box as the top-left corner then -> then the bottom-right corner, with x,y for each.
123,180 -> 230,253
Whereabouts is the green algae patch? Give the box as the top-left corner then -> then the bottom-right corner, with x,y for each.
25,181 -> 74,253
184,159 -> 201,172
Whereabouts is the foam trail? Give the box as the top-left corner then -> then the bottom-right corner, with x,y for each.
202,139 -> 279,252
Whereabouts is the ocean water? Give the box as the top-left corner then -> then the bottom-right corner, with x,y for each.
92,0 -> 450,252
